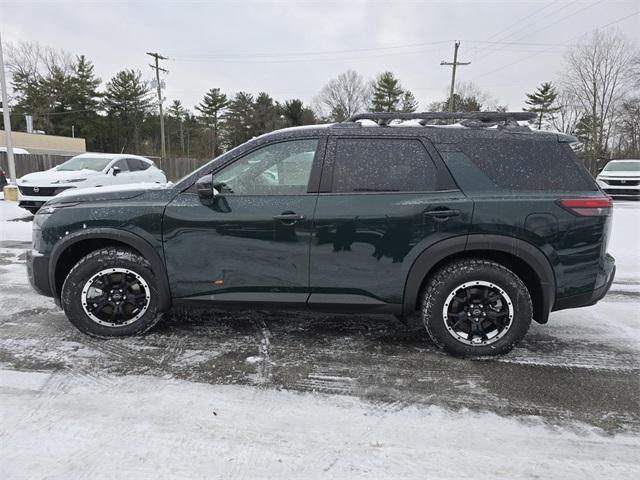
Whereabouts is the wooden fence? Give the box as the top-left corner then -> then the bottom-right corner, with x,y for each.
0,152 -> 209,182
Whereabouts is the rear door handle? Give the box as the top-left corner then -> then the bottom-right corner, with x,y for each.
423,208 -> 461,219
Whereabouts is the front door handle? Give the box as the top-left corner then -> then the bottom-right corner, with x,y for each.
273,212 -> 305,225
423,208 -> 461,220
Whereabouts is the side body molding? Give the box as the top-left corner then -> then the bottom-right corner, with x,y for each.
402,234 -> 556,323
49,228 -> 172,312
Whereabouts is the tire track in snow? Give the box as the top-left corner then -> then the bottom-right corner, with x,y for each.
250,316 -> 273,385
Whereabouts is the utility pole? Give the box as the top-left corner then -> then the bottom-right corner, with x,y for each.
147,52 -> 168,159
440,41 -> 470,114
0,31 -> 16,183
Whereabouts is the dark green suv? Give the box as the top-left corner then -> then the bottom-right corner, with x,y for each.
26,112 -> 616,356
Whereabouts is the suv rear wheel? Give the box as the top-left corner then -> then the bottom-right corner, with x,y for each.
61,247 -> 163,337
421,259 -> 532,356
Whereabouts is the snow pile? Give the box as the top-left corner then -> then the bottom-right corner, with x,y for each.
0,200 -> 32,243
609,202 -> 640,282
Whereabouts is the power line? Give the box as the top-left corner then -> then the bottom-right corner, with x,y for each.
470,0 -> 593,63
464,2 -> 558,60
171,42 -> 568,65
170,40 -> 453,59
474,9 -> 640,80
171,40 -> 570,64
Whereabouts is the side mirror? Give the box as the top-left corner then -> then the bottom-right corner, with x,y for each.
196,174 -> 220,204
111,166 -> 121,176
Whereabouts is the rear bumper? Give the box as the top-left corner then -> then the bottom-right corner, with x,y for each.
26,249 -> 54,298
553,253 -> 616,311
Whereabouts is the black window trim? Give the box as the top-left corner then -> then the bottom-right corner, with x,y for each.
319,135 -> 459,195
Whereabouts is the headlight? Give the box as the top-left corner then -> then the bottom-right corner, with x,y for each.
36,202 -> 79,216
64,178 -> 87,183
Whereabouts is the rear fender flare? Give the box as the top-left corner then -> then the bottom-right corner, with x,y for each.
402,234 -> 555,323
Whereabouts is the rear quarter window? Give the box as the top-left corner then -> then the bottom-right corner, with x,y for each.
442,139 -> 596,192
127,158 -> 151,171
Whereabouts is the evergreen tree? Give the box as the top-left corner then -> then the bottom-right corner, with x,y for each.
195,88 -> 229,156
279,99 -> 316,126
371,71 -> 403,112
524,81 -> 560,130
41,65 -> 75,136
440,93 -> 482,112
223,92 -> 255,149
102,69 -> 153,152
252,92 -> 281,136
167,100 -> 189,156
10,52 -> 102,146
400,90 -> 418,113
66,55 -> 102,148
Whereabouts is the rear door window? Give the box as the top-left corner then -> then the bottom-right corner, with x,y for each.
442,140 -> 596,192
127,158 -> 150,171
332,138 -> 438,192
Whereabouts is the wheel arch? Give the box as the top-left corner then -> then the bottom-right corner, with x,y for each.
403,234 -> 555,324
49,228 -> 172,312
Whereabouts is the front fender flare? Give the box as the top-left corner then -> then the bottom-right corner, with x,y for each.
49,228 -> 172,312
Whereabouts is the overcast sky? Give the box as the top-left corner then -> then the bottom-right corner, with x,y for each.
1,0 -> 639,113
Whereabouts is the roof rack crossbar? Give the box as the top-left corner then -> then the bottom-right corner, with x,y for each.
345,111 -> 535,125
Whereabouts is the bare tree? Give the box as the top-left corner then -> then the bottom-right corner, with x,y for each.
549,87 -> 582,135
613,96 -> 640,157
314,70 -> 370,121
6,40 -> 74,83
562,29 -> 638,172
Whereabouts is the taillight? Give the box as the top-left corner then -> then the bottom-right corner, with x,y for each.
558,198 -> 613,216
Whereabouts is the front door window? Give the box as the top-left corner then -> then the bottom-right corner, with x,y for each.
215,139 -> 317,195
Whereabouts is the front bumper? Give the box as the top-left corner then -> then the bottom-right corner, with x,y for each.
18,185 -> 76,206
553,253 -> 616,311
26,249 -> 54,297
597,180 -> 640,198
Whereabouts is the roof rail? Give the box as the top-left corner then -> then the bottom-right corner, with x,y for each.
345,111 -> 536,126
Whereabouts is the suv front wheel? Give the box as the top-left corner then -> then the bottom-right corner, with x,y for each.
422,259 -> 532,356
61,247 -> 163,337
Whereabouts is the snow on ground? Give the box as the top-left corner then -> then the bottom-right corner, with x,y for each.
0,198 -> 639,479
1,369 -> 639,480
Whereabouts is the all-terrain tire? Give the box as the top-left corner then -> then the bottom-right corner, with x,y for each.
61,247 -> 163,338
422,258 -> 532,357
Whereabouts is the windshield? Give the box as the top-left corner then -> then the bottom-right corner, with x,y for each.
603,161 -> 640,172
56,157 -> 112,172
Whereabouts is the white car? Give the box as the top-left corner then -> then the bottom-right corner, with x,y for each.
596,159 -> 640,200
17,153 -> 167,214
